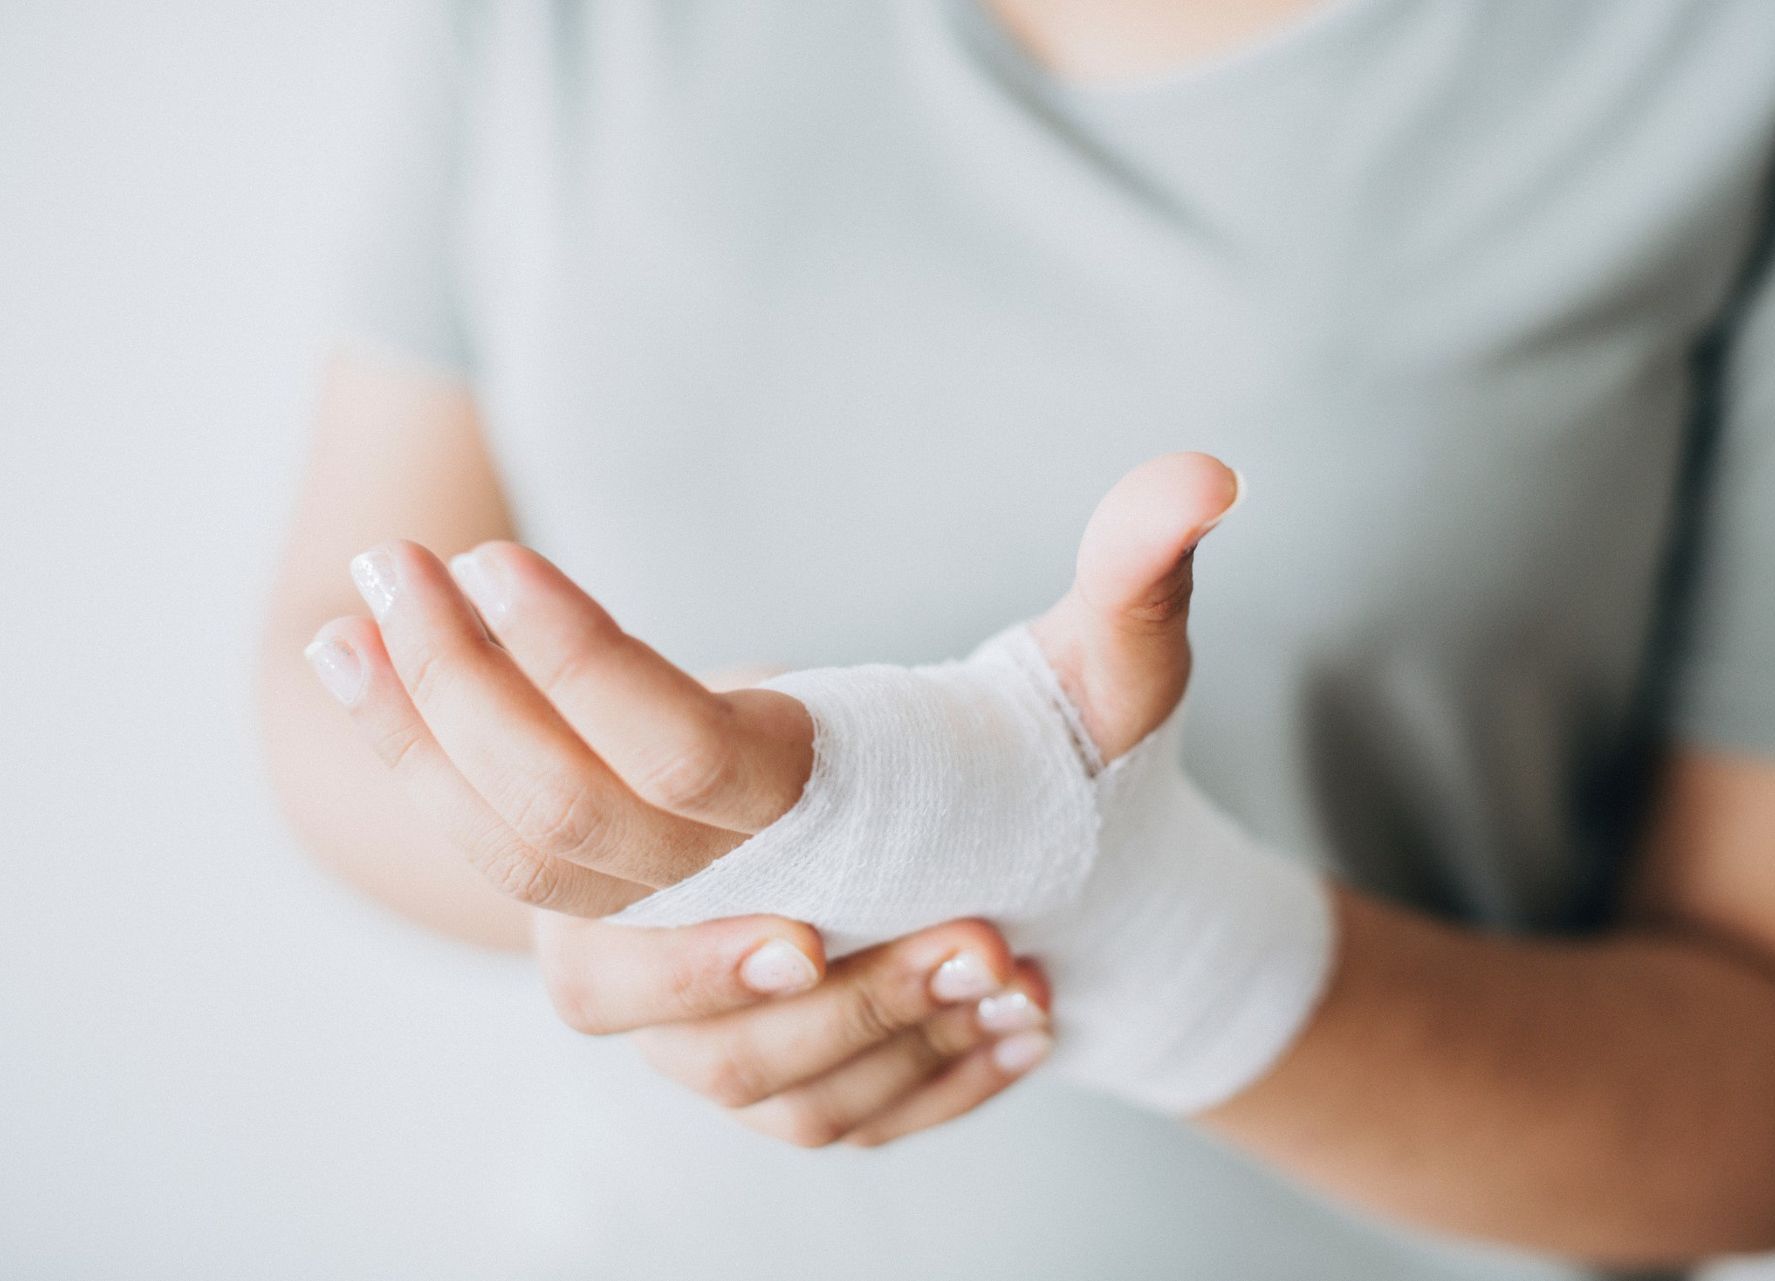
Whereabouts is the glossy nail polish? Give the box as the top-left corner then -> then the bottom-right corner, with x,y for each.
449,548 -> 512,621
931,951 -> 998,1002
304,635 -> 366,707
349,549 -> 399,619
977,989 -> 1046,1034
740,938 -> 819,995
992,1031 -> 1054,1075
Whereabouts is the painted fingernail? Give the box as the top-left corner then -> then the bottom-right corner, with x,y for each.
740,938 -> 819,995
449,548 -> 512,622
931,951 -> 998,1003
349,548 -> 399,619
991,1031 -> 1053,1075
977,989 -> 1046,1034
303,635 -> 366,707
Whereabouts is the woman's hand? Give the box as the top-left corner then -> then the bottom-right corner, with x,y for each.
302,452 -> 1238,918
303,533 -> 1063,1145
303,450 -> 1237,1142
531,911 -> 1052,1147
305,536 -> 823,916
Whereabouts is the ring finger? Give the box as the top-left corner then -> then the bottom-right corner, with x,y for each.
733,962 -> 1048,1148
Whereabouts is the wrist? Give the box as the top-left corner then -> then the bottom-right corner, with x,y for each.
1031,727 -> 1337,1114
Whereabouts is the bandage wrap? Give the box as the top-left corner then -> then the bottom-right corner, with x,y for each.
614,626 -> 1334,1115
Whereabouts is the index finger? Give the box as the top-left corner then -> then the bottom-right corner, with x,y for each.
449,542 -> 811,833
353,539 -> 735,888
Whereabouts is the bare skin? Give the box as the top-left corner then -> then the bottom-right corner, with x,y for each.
259,354 -> 1068,1144
260,354 -> 533,948
265,355 -> 1775,1263
984,0 -> 1330,84
259,0 -> 1775,1263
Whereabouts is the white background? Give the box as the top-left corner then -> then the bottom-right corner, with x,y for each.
0,4 -> 1769,1278
1,6 -> 609,1278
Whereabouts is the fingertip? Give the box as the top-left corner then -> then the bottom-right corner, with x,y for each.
350,538 -> 465,623
309,609 -> 377,646
1150,451 -> 1242,528
465,539 -> 560,585
926,917 -> 1014,976
990,1030 -> 1055,1077
1075,451 -> 1241,612
447,544 -> 514,628
471,540 -> 624,640
739,938 -> 821,996
923,919 -> 1016,1004
456,539 -> 534,587
782,919 -> 829,971
467,538 -> 534,563
975,960 -> 1052,1036
726,916 -> 826,997
1010,958 -> 1053,1012
1209,464 -> 1247,532
719,915 -> 827,964
353,537 -> 437,580
305,613 -> 355,651
303,615 -> 390,708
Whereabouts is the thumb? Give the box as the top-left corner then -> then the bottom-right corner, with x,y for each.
1030,452 -> 1243,763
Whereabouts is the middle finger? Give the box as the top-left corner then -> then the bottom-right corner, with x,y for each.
632,919 -> 1014,1108
449,540 -> 811,833
351,540 -> 735,888
732,962 -> 1047,1148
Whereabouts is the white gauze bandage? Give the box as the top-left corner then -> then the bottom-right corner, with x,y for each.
613,625 -> 1335,1115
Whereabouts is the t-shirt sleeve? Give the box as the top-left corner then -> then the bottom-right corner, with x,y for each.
330,2 -> 474,376
1667,213 -> 1775,754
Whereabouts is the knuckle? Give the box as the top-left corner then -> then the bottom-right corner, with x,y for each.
537,954 -> 616,1036
1126,557 -> 1195,629
543,972 -> 608,1036
482,849 -> 562,908
505,777 -> 610,861
842,977 -> 910,1047
775,1099 -> 844,1150
662,949 -> 726,1017
910,1013 -> 973,1065
632,728 -> 736,815
401,640 -> 459,708
698,1046 -> 772,1109
367,720 -> 427,772
531,637 -> 611,704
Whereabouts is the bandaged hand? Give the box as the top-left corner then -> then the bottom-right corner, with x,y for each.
311,453 -> 1332,1119
612,453 -> 1333,1113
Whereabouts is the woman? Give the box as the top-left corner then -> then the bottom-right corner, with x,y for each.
259,2 -> 1775,1277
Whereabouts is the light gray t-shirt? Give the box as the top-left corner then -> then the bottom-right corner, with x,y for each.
339,2 -> 1775,1278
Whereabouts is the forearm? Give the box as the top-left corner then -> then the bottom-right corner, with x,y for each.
1201,885 -> 1775,1265
260,353 -> 535,950
257,623 -> 533,950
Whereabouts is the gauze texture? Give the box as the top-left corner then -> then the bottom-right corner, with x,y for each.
616,628 -> 1099,954
613,625 -> 1334,1114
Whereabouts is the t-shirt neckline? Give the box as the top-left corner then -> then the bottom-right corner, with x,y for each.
944,0 -> 1394,107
